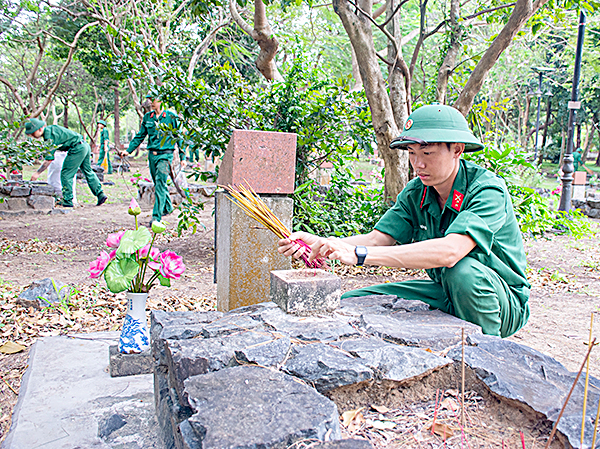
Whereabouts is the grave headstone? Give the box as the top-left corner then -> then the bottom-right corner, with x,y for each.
215,129 -> 297,312
270,269 -> 341,315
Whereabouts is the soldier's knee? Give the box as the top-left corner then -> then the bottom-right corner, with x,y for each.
442,257 -> 490,297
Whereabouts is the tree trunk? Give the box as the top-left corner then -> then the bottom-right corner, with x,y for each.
333,0 -> 407,201
521,95 -> 531,150
576,123 -> 581,150
114,85 -> 121,150
454,0 -> 550,115
436,0 -> 463,104
62,99 -> 69,128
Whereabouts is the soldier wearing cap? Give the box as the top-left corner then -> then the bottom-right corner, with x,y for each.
279,104 -> 530,338
120,94 -> 188,224
27,118 -> 107,207
97,119 -> 113,174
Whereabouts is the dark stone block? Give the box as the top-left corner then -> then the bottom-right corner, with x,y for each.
270,269 -> 341,315
448,334 -> 600,449
234,336 -> 291,367
17,278 -> 71,309
0,184 -> 11,195
109,345 -> 153,377
27,195 -> 55,210
392,298 -> 430,312
283,342 -> 373,393
98,413 -> 127,439
359,310 -> 481,351
200,313 -> 263,338
182,365 -> 340,448
259,307 -> 359,342
334,337 -> 451,382
10,186 -> 31,197
166,330 -> 274,402
340,294 -> 397,316
31,183 -> 56,195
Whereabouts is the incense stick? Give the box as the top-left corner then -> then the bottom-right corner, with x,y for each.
582,312 -> 595,447
221,181 -> 327,269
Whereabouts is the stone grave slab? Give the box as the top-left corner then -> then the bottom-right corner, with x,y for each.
334,337 -> 452,382
448,333 -> 600,449
283,342 -> 373,393
339,294 -> 398,317
182,365 -> 340,448
109,345 -> 153,377
270,269 -> 341,315
359,309 -> 481,351
234,335 -> 291,366
200,313 -> 264,338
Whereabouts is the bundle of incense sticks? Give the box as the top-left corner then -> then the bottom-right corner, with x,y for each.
221,182 -> 327,269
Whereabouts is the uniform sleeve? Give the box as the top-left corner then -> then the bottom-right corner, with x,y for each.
373,188 -> 415,244
444,185 -> 508,256
127,118 -> 148,153
43,127 -> 60,161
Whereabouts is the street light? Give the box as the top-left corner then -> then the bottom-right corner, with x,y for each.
532,67 -> 554,163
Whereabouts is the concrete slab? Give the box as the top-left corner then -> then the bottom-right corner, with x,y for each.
2,332 -> 161,449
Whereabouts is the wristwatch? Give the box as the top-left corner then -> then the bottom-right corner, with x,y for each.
355,246 -> 368,266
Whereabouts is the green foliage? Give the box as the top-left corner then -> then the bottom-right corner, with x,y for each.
176,194 -> 207,237
292,160 -> 388,237
0,119 -> 54,175
464,142 -> 595,238
104,256 -> 140,293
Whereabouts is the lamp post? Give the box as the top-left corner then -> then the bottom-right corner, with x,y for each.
559,11 -> 586,212
532,67 -> 554,163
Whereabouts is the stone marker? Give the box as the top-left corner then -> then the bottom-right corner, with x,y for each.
217,129 -> 296,194
215,191 -> 293,312
17,278 -> 71,309
271,269 -> 341,315
108,345 -> 153,377
215,129 -> 297,312
182,365 -> 341,448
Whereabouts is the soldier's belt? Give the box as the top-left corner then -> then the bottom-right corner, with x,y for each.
149,149 -> 174,156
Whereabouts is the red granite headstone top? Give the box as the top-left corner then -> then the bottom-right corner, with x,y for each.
218,130 -> 297,194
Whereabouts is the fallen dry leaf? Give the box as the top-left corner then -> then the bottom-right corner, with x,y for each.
0,341 -> 26,354
371,404 -> 390,414
440,397 -> 458,411
427,422 -> 457,438
341,407 -> 365,427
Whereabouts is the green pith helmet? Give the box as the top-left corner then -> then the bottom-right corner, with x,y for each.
390,104 -> 484,152
24,118 -> 46,135
97,119 -> 107,126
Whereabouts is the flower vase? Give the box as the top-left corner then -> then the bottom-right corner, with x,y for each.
118,292 -> 150,354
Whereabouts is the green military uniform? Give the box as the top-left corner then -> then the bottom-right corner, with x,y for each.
573,149 -> 583,172
342,104 -> 530,338
98,122 -> 112,174
127,109 -> 186,222
41,125 -> 105,207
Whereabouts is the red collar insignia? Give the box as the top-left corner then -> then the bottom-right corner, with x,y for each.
162,111 -> 166,118
451,190 -> 464,211
150,112 -> 155,118
420,186 -> 428,209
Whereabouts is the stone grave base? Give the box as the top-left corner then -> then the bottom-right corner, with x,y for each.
109,345 -> 153,377
151,297 -> 597,448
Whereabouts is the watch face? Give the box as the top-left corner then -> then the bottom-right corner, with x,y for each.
356,246 -> 368,257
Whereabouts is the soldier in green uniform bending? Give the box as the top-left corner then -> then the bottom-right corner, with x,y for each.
120,94 -> 187,224
27,118 -> 107,207
279,104 -> 530,338
97,119 -> 113,174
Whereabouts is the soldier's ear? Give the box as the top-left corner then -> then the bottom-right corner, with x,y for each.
451,143 -> 465,158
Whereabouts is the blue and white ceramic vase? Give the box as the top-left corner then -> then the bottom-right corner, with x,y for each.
118,292 -> 150,354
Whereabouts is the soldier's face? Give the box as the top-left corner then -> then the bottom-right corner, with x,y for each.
407,142 -> 464,190
151,99 -> 162,113
31,128 -> 44,138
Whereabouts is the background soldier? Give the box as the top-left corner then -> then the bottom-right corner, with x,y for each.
97,119 -> 112,174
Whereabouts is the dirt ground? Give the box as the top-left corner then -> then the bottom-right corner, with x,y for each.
0,161 -> 599,446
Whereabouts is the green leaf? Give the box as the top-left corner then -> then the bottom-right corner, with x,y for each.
104,257 -> 139,293
158,274 -> 171,287
116,228 -> 151,255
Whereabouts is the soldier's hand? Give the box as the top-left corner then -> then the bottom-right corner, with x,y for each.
31,172 -> 40,181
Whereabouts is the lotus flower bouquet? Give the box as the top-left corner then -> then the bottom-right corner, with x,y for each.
89,198 -> 185,354
89,198 -> 185,293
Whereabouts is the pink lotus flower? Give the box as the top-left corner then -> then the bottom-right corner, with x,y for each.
89,251 -> 111,278
159,251 -> 185,279
148,260 -> 161,271
106,230 -> 125,248
109,249 -> 117,260
128,198 -> 141,216
138,244 -> 160,260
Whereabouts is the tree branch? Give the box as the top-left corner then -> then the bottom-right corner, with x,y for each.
229,0 -> 255,38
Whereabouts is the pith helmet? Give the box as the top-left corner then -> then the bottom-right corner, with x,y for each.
390,104 -> 484,152
25,118 -> 46,135
97,119 -> 107,126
